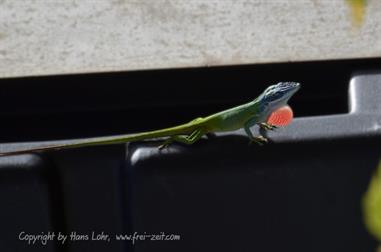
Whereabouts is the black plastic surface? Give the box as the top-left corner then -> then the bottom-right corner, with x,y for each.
51,145 -> 129,252
0,155 -> 56,251
127,139 -> 379,252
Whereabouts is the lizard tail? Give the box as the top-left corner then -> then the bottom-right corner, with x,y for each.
0,123 -> 197,156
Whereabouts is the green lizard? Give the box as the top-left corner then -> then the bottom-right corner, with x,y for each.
0,82 -> 300,156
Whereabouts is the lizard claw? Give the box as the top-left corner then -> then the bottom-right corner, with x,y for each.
248,136 -> 268,146
158,143 -> 170,150
260,123 -> 278,131
158,138 -> 174,150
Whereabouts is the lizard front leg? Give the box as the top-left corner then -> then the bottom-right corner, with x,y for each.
244,118 -> 268,145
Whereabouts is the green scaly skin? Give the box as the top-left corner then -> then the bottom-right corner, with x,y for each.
0,82 -> 300,156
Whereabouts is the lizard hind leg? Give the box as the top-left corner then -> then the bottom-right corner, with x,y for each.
158,129 -> 205,150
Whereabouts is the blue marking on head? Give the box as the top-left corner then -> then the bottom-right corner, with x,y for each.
262,82 -> 300,106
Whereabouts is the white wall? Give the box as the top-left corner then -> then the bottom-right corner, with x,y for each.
0,0 -> 380,78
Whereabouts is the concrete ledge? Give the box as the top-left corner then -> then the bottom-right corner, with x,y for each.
0,0 -> 380,78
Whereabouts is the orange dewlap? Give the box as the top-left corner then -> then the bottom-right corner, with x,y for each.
266,105 -> 294,126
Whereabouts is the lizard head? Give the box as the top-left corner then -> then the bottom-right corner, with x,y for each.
259,82 -> 300,126
262,82 -> 300,109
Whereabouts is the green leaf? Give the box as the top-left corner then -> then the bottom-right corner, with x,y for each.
363,160 -> 381,241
